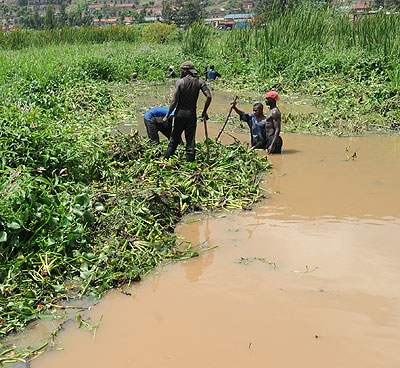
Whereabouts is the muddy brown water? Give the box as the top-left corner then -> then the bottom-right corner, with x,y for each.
5,88 -> 400,367
24,129 -> 400,368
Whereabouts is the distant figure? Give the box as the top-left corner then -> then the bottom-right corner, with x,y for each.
131,72 -> 138,82
144,107 -> 174,144
163,61 -> 212,162
168,65 -> 176,78
231,95 -> 282,154
204,64 -> 221,82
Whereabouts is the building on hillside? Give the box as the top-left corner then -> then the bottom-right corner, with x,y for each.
88,4 -> 103,12
93,18 -> 118,26
242,0 -> 254,9
115,3 -> 136,10
352,2 -> 372,13
217,13 -> 254,30
205,16 -> 225,28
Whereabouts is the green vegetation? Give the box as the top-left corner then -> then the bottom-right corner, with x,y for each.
1,1 -> 400,355
0,42 -> 269,346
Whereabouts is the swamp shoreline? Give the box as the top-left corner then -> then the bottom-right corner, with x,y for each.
1,13 -> 400,362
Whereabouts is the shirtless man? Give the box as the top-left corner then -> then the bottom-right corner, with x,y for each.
264,91 -> 283,154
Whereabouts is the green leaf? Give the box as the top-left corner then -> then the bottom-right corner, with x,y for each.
94,202 -> 105,211
75,193 -> 90,207
0,231 -> 7,242
83,210 -> 95,224
72,208 -> 84,217
52,284 -> 64,292
7,222 -> 21,230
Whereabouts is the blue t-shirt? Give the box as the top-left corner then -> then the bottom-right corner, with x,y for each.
144,107 -> 175,121
240,113 -> 267,148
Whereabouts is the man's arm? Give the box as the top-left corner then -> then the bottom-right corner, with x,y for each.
231,99 -> 245,118
267,110 -> 281,154
163,79 -> 182,123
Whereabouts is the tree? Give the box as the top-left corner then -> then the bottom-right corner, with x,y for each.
31,8 -> 43,29
137,9 -> 146,23
58,3 -> 68,27
161,1 -> 173,23
255,0 -> 296,19
119,11 -> 126,23
385,0 -> 400,9
178,0 -> 204,27
44,5 -> 56,29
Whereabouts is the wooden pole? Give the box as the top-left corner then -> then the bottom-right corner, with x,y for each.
216,95 -> 238,141
203,116 -> 210,165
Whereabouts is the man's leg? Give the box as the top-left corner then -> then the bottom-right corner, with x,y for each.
164,117 -> 185,159
144,118 -> 160,144
184,118 -> 197,162
158,118 -> 172,140
271,136 -> 283,154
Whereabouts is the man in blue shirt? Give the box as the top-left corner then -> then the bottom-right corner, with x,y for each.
204,64 -> 221,83
143,107 -> 175,144
231,99 -> 282,153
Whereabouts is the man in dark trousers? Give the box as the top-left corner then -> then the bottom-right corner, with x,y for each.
163,61 -> 212,162
143,106 -> 174,144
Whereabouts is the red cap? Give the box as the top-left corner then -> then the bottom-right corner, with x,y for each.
265,91 -> 280,102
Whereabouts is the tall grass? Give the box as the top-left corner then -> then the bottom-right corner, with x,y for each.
182,22 -> 212,56
0,25 -> 141,49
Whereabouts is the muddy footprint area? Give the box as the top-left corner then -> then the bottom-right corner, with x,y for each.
4,85 -> 400,368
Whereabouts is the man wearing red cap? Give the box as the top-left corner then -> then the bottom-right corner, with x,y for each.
231,91 -> 282,154
264,91 -> 283,154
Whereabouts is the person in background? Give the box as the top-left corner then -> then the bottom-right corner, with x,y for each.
204,63 -> 221,83
143,106 -> 174,144
168,65 -> 176,78
163,61 -> 212,162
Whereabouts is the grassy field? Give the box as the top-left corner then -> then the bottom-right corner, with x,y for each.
1,4 -> 400,360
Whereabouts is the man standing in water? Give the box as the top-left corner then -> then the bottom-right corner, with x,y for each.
231,101 -> 269,149
163,61 -> 212,162
231,91 -> 282,153
264,91 -> 283,154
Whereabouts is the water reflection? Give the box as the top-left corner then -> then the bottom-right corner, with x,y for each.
183,217 -> 214,283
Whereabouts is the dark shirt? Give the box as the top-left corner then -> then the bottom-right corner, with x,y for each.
205,69 -> 221,82
240,113 -> 267,148
175,75 -> 208,119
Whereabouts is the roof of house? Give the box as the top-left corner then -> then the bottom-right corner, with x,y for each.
93,18 -> 118,22
115,3 -> 135,7
225,13 -> 254,19
353,3 -> 371,9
